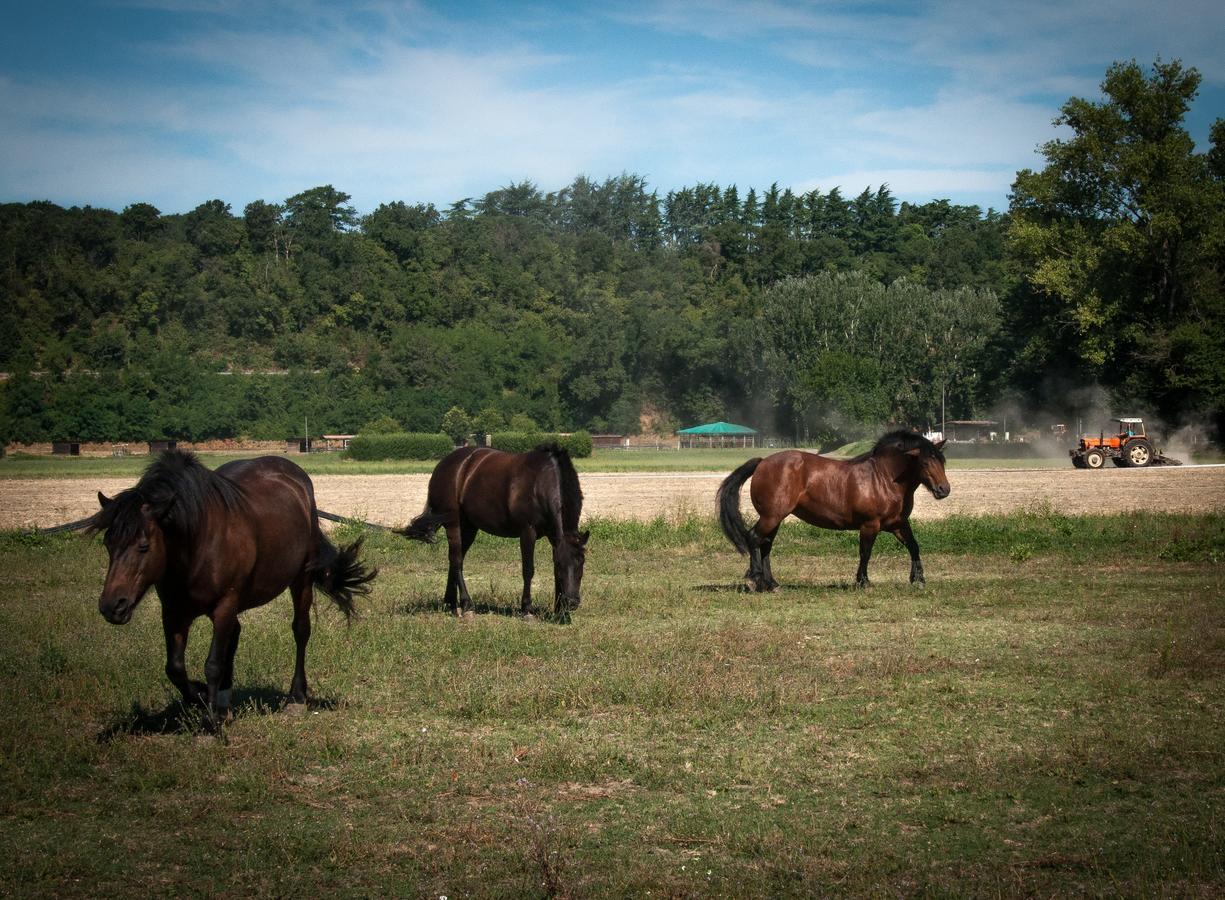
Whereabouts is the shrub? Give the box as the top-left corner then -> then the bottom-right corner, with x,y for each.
440,406 -> 471,443
359,414 -> 403,434
489,430 -> 593,458
347,432 -> 455,460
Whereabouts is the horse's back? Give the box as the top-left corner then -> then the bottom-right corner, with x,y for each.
426,446 -> 486,509
429,445 -> 559,537
751,449 -> 870,529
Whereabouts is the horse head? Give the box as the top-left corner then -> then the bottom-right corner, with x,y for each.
910,438 -> 950,499
553,530 -> 590,612
91,491 -> 170,625
876,432 -> 950,500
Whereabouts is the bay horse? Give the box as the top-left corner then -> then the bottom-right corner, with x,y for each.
397,443 -> 589,618
718,431 -> 950,590
88,450 -> 376,725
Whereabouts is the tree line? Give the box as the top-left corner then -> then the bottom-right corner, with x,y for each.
1,59 -> 1221,446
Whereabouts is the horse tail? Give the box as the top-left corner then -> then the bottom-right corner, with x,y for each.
312,534 -> 376,620
394,507 -> 449,544
717,458 -> 761,555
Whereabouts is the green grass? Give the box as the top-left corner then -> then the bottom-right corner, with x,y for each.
1,512 -> 1223,896
0,446 -> 1080,479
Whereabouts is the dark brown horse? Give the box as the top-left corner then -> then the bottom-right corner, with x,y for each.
718,431 -> 950,590
88,450 -> 376,725
397,443 -> 588,618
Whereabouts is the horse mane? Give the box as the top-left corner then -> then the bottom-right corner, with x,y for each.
87,449 -> 244,544
535,443 -> 583,533
868,430 -> 945,464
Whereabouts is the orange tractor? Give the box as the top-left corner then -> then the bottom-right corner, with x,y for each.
1069,418 -> 1182,469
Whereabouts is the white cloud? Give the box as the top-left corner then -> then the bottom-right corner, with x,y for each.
3,0 -> 1219,213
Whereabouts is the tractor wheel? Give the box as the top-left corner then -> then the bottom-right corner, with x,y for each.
1111,457 -> 1127,467
1123,439 -> 1153,468
1072,456 -> 1087,469
1084,449 -> 1105,469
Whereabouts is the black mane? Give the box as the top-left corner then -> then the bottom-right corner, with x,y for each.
870,430 -> 945,463
535,443 -> 583,533
87,449 -> 243,545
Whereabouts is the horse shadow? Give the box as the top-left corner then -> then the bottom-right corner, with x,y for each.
397,592 -> 572,623
96,684 -> 341,742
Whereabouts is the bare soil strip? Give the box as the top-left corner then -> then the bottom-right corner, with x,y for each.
4,466 -> 1223,531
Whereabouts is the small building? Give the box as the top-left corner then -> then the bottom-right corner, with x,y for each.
148,439 -> 178,454
319,434 -> 356,451
676,421 -> 758,449
944,420 -> 999,442
52,441 -> 81,456
591,434 -> 629,450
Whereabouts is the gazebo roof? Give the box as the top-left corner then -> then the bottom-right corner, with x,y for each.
676,421 -> 758,435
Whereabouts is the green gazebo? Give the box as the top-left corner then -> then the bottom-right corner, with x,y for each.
676,421 -> 759,449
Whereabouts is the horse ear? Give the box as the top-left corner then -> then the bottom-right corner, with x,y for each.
934,439 -> 947,450
97,491 -> 112,508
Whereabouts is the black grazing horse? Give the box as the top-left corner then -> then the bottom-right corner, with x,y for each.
718,431 -> 950,590
397,443 -> 589,618
88,450 -> 376,724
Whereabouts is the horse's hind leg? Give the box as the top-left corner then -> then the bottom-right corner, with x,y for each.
746,516 -> 783,592
204,602 -> 240,726
289,573 -> 313,703
758,523 -> 782,591
447,523 -> 478,618
162,604 -> 206,707
893,521 -> 925,585
519,528 -> 537,615
442,525 -> 461,615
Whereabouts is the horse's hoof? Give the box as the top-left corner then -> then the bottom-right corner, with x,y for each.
461,609 -> 476,621
520,611 -> 536,621
767,583 -> 781,593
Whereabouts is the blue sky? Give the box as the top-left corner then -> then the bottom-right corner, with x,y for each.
2,0 -> 1222,216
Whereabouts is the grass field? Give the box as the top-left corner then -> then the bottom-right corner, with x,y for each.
0,447 -> 1082,480
0,509 -> 1222,896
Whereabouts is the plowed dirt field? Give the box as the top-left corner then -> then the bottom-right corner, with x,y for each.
4,465 -> 1223,531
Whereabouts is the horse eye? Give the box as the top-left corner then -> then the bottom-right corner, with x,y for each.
137,542 -> 150,553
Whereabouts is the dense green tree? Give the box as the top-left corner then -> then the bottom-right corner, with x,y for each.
1008,58 -> 1225,425
440,406 -> 471,443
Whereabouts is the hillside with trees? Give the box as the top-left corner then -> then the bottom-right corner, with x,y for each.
1,60 -> 1221,446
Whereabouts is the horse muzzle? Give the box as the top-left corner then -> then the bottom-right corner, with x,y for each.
557,595 -> 581,611
99,595 -> 137,625
931,484 -> 951,500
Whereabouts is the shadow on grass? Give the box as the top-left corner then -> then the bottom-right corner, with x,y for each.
396,592 -> 575,624
692,583 -> 747,593
96,684 -> 341,742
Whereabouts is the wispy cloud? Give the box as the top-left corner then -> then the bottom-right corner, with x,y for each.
1,0 -> 1219,213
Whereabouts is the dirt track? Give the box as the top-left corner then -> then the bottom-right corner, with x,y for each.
3,466 -> 1223,531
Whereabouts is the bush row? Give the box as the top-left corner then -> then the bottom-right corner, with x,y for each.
347,432 -> 455,460
489,431 -> 593,458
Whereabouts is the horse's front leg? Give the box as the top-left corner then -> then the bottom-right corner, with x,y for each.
162,603 -> 205,707
855,523 -> 880,588
519,527 -> 537,616
893,521 -> 925,585
204,601 -> 241,728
